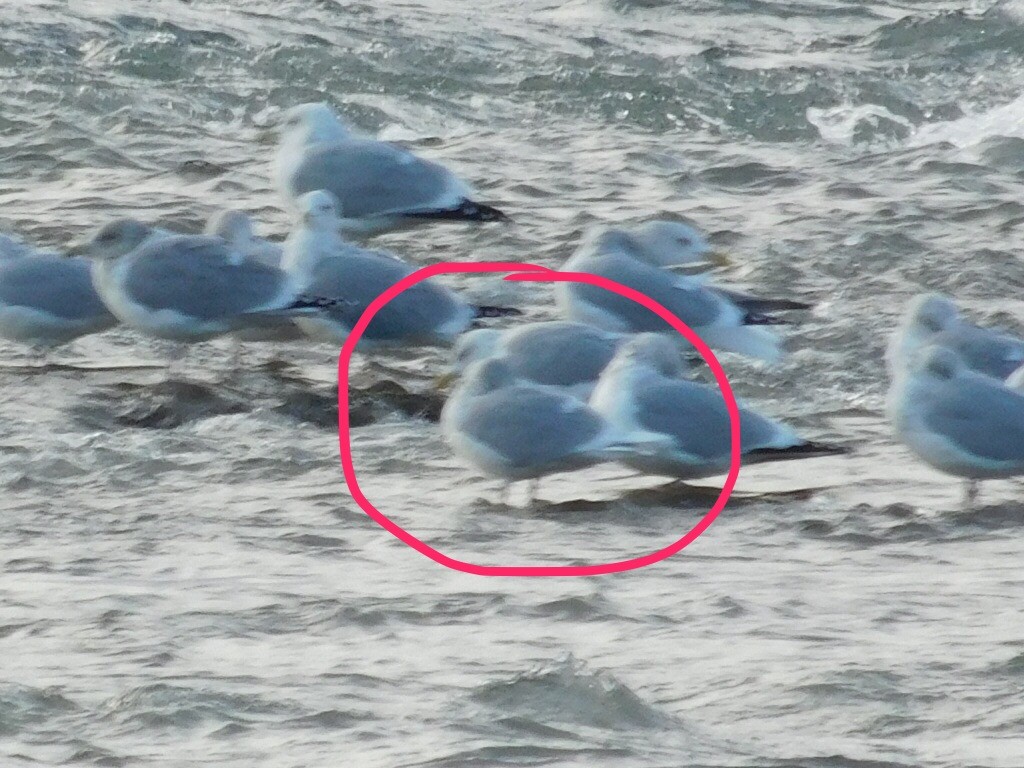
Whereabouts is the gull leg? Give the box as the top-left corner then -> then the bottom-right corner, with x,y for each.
357,342 -> 418,380
526,478 -> 540,507
962,480 -> 980,509
165,342 -> 189,381
365,354 -> 409,379
30,346 -> 50,369
228,336 -> 246,371
222,336 -> 250,385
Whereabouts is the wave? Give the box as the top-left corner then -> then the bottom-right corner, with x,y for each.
470,654 -> 676,731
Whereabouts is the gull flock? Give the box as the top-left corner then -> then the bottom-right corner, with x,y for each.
2,102 -> 1023,508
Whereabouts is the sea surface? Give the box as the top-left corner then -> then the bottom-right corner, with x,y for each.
2,0 -> 1024,765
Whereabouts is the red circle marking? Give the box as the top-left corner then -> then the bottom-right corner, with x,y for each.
336,262 -> 741,576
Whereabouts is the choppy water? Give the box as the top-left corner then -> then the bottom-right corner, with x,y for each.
3,0 -> 1024,765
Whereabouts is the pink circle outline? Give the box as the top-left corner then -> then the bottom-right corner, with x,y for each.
336,262 -> 741,577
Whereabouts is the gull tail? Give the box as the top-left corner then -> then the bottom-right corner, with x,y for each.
727,294 -> 813,314
742,311 -> 793,326
404,199 -> 511,224
287,294 -> 349,313
749,297 -> 813,312
696,326 -> 785,364
712,287 -> 813,314
746,441 -> 850,463
602,430 -> 675,458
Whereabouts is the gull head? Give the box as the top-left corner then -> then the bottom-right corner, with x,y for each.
906,293 -> 959,336
462,357 -> 518,397
206,209 -> 256,246
279,102 -> 350,146
451,329 -> 502,375
632,221 -> 717,267
888,292 -> 961,376
81,218 -> 153,260
612,332 -> 688,378
297,190 -> 343,229
915,344 -> 964,382
592,228 -> 647,260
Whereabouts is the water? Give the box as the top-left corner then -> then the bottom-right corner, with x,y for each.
3,0 -> 1024,765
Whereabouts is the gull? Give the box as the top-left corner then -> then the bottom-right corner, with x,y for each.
81,219 -> 341,348
887,292 -> 1024,379
205,209 -> 304,346
282,190 -> 518,350
447,321 -> 636,400
0,248 -> 116,352
888,344 -> 1024,506
440,356 -> 663,505
556,230 -> 806,362
205,209 -> 284,268
585,225 -> 811,313
590,333 -> 847,479
274,102 -> 508,236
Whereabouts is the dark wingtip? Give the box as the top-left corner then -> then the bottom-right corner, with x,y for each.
765,298 -> 814,312
474,305 -> 523,319
402,199 -> 511,224
748,441 -> 851,459
469,201 -> 512,224
291,294 -> 356,311
743,311 -> 792,326
292,294 -> 333,310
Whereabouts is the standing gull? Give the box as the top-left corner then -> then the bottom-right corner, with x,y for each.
282,190 -> 518,349
888,344 -> 1024,506
887,292 -> 1024,379
82,219 -> 339,344
556,230 -> 801,362
441,356 -> 662,505
590,334 -> 846,479
274,102 -> 508,236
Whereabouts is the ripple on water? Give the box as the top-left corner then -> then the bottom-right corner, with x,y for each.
102,682 -> 297,730
0,684 -> 78,736
470,654 -> 677,732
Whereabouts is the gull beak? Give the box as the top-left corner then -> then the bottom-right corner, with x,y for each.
255,126 -> 278,146
433,370 -> 457,390
670,263 -> 710,276
64,241 -> 89,257
708,250 -> 733,268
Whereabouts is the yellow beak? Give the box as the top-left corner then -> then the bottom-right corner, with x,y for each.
255,126 -> 278,146
708,250 -> 732,268
433,370 -> 457,390
64,241 -> 89,257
